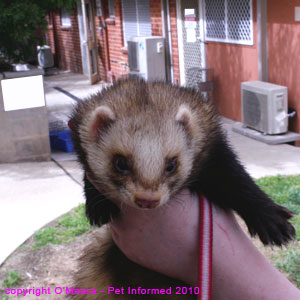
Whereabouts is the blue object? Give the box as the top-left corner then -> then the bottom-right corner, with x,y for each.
49,129 -> 74,152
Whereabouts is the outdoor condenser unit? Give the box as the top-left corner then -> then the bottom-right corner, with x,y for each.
127,36 -> 166,81
241,81 -> 288,135
37,45 -> 54,69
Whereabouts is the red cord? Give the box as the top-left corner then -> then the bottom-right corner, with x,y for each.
197,195 -> 213,300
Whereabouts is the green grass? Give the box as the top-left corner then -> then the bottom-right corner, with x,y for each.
33,204 -> 90,250
256,175 -> 300,214
256,175 -> 300,241
1,270 -> 23,289
0,270 -> 23,299
276,248 -> 300,287
256,175 -> 300,288
26,176 -> 300,288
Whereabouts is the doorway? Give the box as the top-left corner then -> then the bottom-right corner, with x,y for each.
77,0 -> 99,84
176,0 -> 206,88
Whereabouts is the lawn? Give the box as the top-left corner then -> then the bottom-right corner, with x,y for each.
33,204 -> 90,250
256,175 -> 300,287
27,174 -> 300,288
1,174 -> 299,296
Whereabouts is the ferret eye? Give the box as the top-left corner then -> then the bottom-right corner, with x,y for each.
114,155 -> 129,174
165,158 -> 177,175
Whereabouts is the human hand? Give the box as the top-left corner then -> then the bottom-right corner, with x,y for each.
85,173 -> 200,284
87,174 -> 300,300
109,189 -> 200,285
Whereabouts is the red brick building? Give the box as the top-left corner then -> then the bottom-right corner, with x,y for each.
47,0 -> 300,138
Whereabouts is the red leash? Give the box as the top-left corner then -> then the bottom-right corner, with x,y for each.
198,195 -> 213,300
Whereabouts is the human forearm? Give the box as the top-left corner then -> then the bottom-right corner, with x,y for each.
212,206 -> 300,300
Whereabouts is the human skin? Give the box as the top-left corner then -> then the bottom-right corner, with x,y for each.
88,179 -> 300,300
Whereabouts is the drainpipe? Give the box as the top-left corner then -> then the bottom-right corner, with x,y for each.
257,0 -> 268,81
161,0 -> 174,83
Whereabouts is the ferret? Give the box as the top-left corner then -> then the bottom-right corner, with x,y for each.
69,78 -> 295,299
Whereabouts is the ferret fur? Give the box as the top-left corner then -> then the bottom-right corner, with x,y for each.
69,78 -> 295,299
72,229 -> 195,300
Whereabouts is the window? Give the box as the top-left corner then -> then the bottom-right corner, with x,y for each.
109,0 -> 115,18
95,0 -> 102,17
61,8 -> 72,27
204,0 -> 253,45
122,0 -> 152,45
47,12 -> 53,26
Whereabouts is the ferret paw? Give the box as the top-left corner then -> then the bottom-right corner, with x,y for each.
245,204 -> 295,246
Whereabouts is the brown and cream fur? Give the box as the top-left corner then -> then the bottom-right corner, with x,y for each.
72,79 -> 218,210
69,78 -> 294,299
72,229 -> 195,300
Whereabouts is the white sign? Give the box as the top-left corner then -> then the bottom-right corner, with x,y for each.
184,9 -> 195,17
1,75 -> 45,111
184,8 -> 197,29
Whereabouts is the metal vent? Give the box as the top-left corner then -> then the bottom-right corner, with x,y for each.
243,90 -> 261,127
204,0 -> 253,45
243,90 -> 268,131
127,41 -> 138,71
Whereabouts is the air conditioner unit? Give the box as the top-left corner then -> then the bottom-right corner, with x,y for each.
127,36 -> 166,81
241,81 -> 288,135
37,45 -> 54,68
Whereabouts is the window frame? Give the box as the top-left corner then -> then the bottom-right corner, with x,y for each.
121,0 -> 152,46
108,0 -> 115,18
203,0 -> 254,46
61,7 -> 72,27
95,0 -> 102,17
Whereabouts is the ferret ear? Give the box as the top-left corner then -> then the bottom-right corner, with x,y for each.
90,105 -> 115,139
175,104 -> 193,132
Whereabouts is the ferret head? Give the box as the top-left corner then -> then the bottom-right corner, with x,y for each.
77,92 -> 205,210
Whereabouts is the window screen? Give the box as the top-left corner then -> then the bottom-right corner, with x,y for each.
95,0 -> 102,17
204,0 -> 253,45
61,8 -> 72,27
109,0 -> 115,17
122,0 -> 152,45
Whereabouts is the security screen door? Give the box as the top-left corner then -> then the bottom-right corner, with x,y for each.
178,0 -> 205,88
81,0 -> 99,84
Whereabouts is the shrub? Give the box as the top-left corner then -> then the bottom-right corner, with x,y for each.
0,0 -> 78,63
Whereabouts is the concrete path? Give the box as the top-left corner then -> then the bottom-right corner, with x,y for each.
0,72 -> 107,265
0,161 -> 83,265
0,71 -> 299,266
44,71 -> 108,131
223,118 -> 300,178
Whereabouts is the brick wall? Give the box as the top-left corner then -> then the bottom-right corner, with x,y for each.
206,1 -> 259,122
168,0 -> 180,84
47,10 -> 83,73
47,1 -> 170,82
150,0 -> 163,36
97,0 -> 167,81
94,3 -> 109,82
104,0 -> 128,80
46,13 -> 56,59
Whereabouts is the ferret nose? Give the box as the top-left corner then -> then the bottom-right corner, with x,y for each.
134,192 -> 161,209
